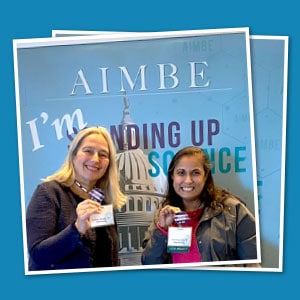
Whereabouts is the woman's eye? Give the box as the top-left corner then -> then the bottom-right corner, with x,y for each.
83,149 -> 92,154
99,152 -> 109,159
176,170 -> 185,176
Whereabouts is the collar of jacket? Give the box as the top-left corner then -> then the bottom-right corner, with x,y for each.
200,202 -> 223,222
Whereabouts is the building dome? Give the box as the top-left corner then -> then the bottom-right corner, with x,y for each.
114,93 -> 167,265
117,148 -> 167,197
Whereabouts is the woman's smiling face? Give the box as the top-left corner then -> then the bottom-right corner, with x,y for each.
172,154 -> 206,204
73,133 -> 110,188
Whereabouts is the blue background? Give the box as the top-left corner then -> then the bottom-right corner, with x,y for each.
1,0 -> 297,298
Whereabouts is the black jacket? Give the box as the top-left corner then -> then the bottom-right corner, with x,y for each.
26,181 -> 119,271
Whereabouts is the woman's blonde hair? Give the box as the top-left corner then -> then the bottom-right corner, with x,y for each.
44,126 -> 126,209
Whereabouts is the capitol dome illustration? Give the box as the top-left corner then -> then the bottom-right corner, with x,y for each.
115,93 -> 167,266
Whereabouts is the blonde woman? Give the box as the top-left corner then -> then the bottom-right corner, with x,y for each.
26,126 -> 126,271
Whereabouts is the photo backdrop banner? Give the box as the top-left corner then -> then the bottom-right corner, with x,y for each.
13,28 -> 260,274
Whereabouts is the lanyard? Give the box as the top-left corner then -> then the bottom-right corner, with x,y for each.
74,180 -> 104,203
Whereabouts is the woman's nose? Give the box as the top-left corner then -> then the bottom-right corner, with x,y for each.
91,152 -> 100,161
184,174 -> 193,183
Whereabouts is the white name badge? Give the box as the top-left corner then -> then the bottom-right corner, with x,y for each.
167,226 -> 192,253
89,204 -> 114,228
